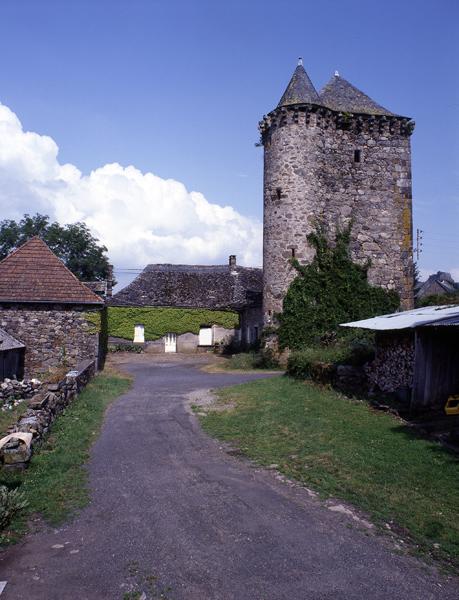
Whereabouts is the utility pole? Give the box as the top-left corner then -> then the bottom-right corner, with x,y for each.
414,228 -> 423,261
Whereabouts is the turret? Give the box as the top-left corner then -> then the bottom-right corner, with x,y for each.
260,61 -> 415,325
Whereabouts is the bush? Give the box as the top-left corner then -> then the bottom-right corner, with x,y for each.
287,341 -> 374,381
278,224 -> 400,350
225,351 -> 280,370
417,293 -> 459,307
0,485 -> 28,531
108,343 -> 143,353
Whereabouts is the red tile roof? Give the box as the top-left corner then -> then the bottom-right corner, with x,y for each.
0,237 -> 104,305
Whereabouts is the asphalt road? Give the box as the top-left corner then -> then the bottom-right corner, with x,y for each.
0,354 -> 457,599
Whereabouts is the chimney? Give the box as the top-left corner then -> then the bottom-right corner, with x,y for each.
229,255 -> 237,268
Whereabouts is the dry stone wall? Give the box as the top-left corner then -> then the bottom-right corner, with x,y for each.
0,304 -> 102,377
0,359 -> 95,469
261,105 -> 414,322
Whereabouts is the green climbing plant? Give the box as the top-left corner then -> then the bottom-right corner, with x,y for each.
278,224 -> 400,350
104,307 -> 239,341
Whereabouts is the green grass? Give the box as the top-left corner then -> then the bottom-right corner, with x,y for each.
200,376 -> 459,568
0,370 -> 131,539
221,352 -> 282,371
0,401 -> 29,434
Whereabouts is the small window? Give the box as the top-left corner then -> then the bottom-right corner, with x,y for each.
291,248 -> 296,258
354,149 -> 361,163
276,187 -> 282,200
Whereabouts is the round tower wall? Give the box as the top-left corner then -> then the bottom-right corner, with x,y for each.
262,110 -> 324,323
261,107 -> 414,326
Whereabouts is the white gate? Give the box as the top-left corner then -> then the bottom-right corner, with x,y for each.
164,333 -> 177,353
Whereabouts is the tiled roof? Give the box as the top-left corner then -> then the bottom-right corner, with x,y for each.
0,328 -> 25,351
278,61 -> 321,107
319,74 -> 395,116
110,262 -> 262,310
0,237 -> 104,305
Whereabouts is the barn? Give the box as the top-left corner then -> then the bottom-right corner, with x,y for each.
342,305 -> 459,413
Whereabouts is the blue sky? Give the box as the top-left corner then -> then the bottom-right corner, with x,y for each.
0,0 -> 457,285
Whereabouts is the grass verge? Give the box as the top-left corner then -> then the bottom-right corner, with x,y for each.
199,376 -> 459,570
0,369 -> 131,542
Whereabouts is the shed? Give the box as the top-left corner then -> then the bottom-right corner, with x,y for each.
0,328 -> 25,381
341,306 -> 459,412
0,237 -> 105,377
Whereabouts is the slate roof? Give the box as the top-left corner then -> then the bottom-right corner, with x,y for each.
416,272 -> 457,299
0,237 -> 104,305
319,74 -> 394,116
110,262 -> 263,310
278,61 -> 321,107
0,328 -> 25,351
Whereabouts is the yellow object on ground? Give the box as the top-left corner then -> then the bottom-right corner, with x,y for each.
444,395 -> 459,415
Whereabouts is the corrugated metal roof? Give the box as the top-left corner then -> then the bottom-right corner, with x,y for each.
0,328 -> 25,351
340,305 -> 459,331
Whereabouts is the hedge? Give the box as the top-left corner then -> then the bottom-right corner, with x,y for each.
287,342 -> 374,382
104,307 -> 239,341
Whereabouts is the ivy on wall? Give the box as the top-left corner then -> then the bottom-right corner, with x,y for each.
278,225 -> 400,350
83,310 -> 102,334
104,307 -> 239,341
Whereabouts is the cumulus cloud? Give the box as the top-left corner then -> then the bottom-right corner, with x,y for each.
0,102 -> 262,273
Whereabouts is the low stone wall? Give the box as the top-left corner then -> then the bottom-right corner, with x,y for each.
0,359 -> 95,469
1,377 -> 42,409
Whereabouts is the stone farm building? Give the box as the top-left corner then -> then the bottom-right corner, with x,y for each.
415,272 -> 458,303
0,237 -> 105,377
109,256 -> 263,352
260,61 -> 415,324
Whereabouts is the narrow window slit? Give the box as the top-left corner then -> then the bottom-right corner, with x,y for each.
354,149 -> 361,163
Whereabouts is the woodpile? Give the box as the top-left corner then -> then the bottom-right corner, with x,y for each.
365,332 -> 414,393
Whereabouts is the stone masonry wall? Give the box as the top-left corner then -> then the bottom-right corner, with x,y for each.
0,304 -> 102,377
261,105 -> 414,323
0,359 -> 95,469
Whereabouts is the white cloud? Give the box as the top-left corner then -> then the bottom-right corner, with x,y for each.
0,102 -> 262,272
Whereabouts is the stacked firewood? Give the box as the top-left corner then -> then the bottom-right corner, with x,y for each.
365,332 -> 414,393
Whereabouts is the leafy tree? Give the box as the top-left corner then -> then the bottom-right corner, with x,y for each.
278,224 -> 400,350
0,213 -> 112,281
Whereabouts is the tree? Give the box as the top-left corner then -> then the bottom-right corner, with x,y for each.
0,213 -> 112,281
278,224 -> 400,350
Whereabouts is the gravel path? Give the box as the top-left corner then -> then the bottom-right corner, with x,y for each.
0,354 -> 457,599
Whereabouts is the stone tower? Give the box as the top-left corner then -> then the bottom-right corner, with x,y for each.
260,60 -> 415,325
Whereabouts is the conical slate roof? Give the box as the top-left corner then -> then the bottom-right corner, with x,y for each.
319,73 -> 393,116
0,237 -> 103,304
278,60 -> 321,107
